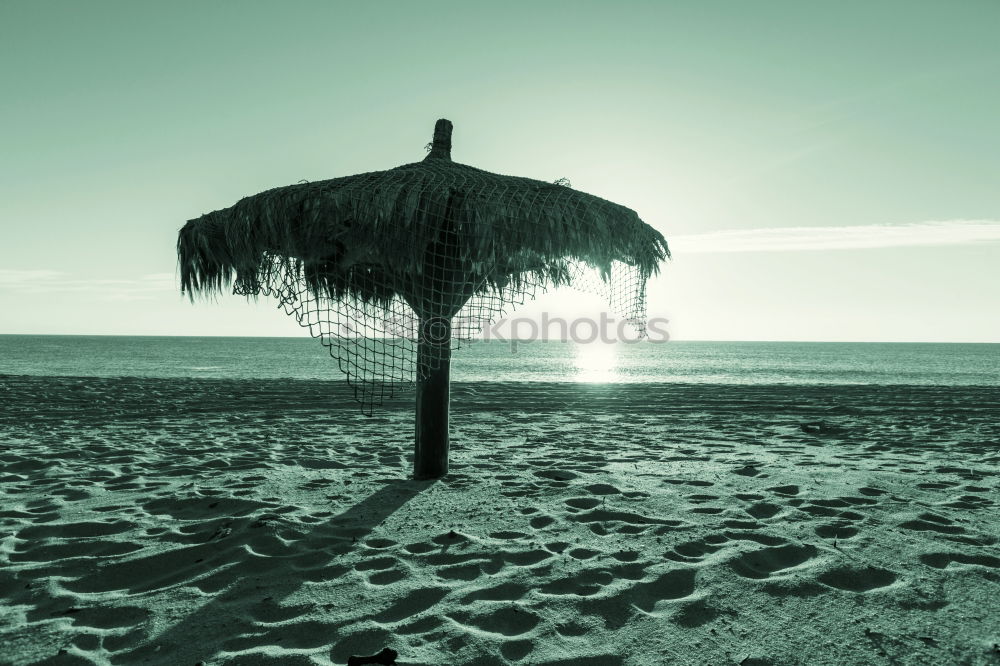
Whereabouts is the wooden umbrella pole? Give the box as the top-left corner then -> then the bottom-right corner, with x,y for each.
414,316 -> 451,479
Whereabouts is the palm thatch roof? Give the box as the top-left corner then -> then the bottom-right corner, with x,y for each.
177,119 -> 669,318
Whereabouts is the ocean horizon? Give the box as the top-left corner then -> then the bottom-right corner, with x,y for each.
1,334 -> 997,386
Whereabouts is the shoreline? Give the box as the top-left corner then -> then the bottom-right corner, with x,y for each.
4,373 -> 1000,416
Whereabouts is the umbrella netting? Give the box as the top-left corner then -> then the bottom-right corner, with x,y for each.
236,245 -> 650,416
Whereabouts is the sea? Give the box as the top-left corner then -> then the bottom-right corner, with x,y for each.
0,335 -> 997,386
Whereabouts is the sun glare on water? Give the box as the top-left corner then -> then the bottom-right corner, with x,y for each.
573,341 -> 620,382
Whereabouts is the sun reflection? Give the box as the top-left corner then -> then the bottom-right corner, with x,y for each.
574,341 -> 620,382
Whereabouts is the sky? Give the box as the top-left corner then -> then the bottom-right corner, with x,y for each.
1,1 -> 998,342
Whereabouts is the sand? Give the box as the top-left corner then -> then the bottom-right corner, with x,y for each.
1,375 -> 998,666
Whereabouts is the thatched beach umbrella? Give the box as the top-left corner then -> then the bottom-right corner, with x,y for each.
178,119 -> 669,480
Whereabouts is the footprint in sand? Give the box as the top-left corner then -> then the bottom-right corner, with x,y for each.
490,531 -> 529,541
815,522 -> 860,539
767,484 -> 800,497
501,638 -> 535,661
800,503 -> 864,521
504,549 -> 551,567
729,544 -> 818,579
899,513 -> 966,535
664,536 -> 728,564
817,565 -> 897,592
533,469 -> 578,482
461,582 -> 529,604
919,552 -> 1000,569
663,479 -> 715,488
917,481 -> 958,490
612,550 -> 641,562
447,605 -> 540,636
530,515 -> 556,529
565,497 -> 601,510
364,538 -> 398,549
403,542 -> 435,555
744,502 -> 782,519
583,483 -> 621,495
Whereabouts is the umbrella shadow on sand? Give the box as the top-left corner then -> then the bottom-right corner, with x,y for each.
105,479 -> 437,664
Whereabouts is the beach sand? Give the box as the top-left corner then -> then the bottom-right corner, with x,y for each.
1,376 -> 998,665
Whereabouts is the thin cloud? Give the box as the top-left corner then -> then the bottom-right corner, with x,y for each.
0,269 -> 65,284
670,220 -> 1000,254
0,270 -> 176,300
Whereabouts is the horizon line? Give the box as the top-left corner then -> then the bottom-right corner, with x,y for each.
0,333 -> 997,345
